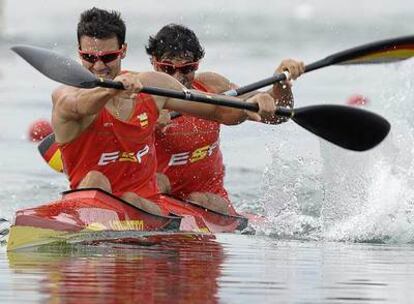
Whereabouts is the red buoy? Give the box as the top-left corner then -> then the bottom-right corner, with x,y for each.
28,119 -> 53,142
346,94 -> 369,106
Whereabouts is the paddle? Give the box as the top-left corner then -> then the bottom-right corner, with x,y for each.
225,35 -> 414,96
171,35 -> 414,119
12,45 -> 390,151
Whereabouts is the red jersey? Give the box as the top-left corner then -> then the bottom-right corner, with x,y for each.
60,93 -> 159,198
155,80 -> 229,202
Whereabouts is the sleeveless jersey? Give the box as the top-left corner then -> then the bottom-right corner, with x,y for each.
155,80 -> 229,202
60,93 -> 159,198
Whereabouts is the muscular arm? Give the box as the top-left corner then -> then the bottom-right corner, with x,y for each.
52,85 -> 118,143
196,71 -> 293,124
53,85 -> 117,120
194,72 -> 249,125
197,71 -> 293,104
138,71 -> 248,125
52,71 -> 143,143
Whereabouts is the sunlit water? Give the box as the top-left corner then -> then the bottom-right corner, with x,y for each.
1,0 -> 414,303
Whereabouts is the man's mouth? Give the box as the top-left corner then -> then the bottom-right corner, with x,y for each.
93,69 -> 111,78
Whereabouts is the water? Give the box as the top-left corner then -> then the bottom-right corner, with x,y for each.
1,0 -> 414,302
2,235 -> 414,303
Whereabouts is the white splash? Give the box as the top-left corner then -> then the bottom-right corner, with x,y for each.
258,60 -> 414,244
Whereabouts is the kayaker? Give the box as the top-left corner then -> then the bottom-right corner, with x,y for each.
148,24 -> 304,215
52,8 -> 302,215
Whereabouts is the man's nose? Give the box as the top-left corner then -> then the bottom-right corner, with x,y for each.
93,59 -> 107,69
172,70 -> 186,81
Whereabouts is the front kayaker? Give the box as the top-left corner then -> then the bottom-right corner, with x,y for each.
52,8 -> 298,215
147,24 -> 304,215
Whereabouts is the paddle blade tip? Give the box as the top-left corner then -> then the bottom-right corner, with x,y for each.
11,44 -> 42,59
11,45 -> 31,62
292,105 -> 391,152
11,44 -> 98,89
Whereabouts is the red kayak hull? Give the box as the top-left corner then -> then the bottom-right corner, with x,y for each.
7,188 -> 247,250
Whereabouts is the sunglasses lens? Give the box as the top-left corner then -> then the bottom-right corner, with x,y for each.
80,53 -> 98,63
159,65 -> 176,75
155,61 -> 199,75
80,51 -> 121,64
100,53 -> 120,63
179,64 -> 197,74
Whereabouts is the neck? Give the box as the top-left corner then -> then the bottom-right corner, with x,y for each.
110,95 -> 134,120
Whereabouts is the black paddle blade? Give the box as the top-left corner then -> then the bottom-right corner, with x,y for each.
11,45 -> 98,88
292,105 -> 391,151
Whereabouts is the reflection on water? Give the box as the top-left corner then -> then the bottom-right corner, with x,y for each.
6,235 -> 222,304
3,235 -> 414,304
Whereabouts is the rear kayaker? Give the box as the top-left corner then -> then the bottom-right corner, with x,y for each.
6,188 -> 247,251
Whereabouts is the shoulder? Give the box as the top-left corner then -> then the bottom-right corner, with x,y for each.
195,72 -> 233,94
135,71 -> 184,111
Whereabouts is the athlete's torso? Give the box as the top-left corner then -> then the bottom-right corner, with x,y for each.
60,93 -> 159,198
155,80 -> 228,200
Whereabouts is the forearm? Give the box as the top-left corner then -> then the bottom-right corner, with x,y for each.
72,87 -> 117,116
232,87 -> 294,125
212,89 -> 285,126
186,89 -> 251,125
53,85 -> 118,121
213,105 -> 248,125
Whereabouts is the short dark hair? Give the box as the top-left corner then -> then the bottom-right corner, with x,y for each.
77,7 -> 126,48
146,24 -> 205,61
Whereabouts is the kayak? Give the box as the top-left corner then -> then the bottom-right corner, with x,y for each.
7,188 -> 248,251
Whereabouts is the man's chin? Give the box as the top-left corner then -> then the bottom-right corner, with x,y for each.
95,74 -> 111,79
178,78 -> 191,88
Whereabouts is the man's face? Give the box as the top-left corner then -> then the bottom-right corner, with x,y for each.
152,52 -> 199,88
78,36 -> 126,80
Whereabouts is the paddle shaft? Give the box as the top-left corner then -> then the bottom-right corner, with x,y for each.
168,59 -> 323,118
66,73 -> 392,152
97,78 -> 293,117
60,66 -> 390,152
226,35 -> 414,96
157,35 -> 414,118
225,63 -> 315,96
226,55 -> 381,96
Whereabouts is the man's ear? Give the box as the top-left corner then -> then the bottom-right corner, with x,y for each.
77,45 -> 82,61
150,56 -> 158,70
121,43 -> 127,59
